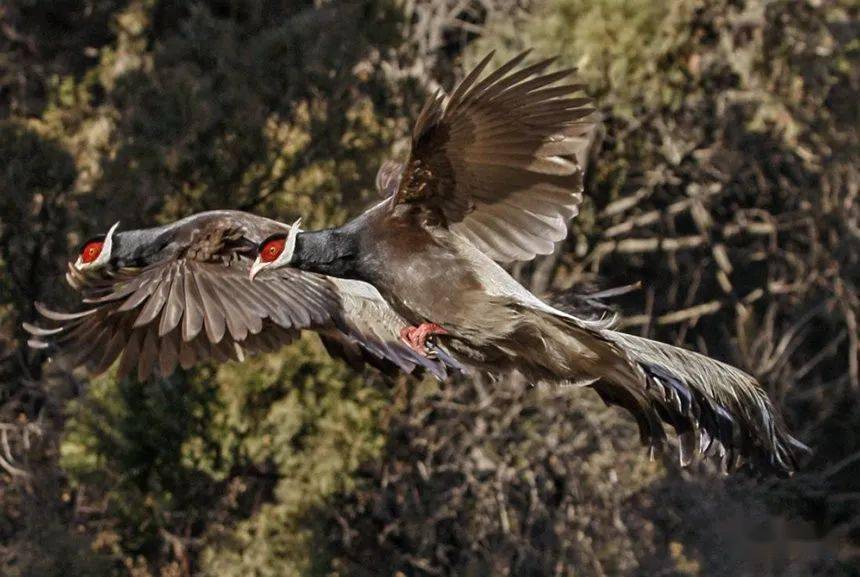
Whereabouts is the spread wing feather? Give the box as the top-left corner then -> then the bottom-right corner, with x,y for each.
25,211 -> 453,380
382,51 -> 597,263
26,260 -> 320,381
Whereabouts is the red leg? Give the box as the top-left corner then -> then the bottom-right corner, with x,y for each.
399,323 -> 448,356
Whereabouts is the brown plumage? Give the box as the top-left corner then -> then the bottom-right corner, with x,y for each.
258,51 -> 808,475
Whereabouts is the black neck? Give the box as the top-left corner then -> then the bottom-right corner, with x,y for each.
291,227 -> 361,279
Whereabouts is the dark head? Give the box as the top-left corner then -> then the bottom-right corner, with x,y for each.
73,221 -> 175,272
250,218 -> 360,281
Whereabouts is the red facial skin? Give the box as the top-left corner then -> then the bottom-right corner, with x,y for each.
80,240 -> 104,264
259,238 -> 286,263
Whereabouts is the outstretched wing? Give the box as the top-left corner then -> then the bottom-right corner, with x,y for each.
25,211 -> 452,380
384,51 -> 596,262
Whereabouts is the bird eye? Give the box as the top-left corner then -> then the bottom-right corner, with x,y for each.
80,240 -> 104,264
259,237 -> 286,263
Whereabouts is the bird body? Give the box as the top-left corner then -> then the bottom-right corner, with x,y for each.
254,52 -> 809,474
291,200 -> 589,362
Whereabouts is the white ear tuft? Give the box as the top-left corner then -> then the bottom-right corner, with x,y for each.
92,221 -> 120,268
281,217 -> 302,264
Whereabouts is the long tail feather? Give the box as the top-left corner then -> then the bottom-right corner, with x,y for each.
599,330 -> 809,475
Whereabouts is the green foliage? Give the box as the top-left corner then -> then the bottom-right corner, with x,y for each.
200,341 -> 390,577
59,337 -> 389,576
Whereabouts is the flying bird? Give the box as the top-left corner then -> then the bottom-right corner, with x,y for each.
249,51 -> 808,475
24,211 -> 462,382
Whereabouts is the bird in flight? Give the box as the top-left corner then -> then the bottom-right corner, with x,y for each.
249,51 -> 808,475
24,211 -> 462,382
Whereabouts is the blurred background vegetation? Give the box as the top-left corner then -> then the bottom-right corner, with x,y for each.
0,1 -> 857,575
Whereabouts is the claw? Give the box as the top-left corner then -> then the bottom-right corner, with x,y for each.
399,323 -> 448,357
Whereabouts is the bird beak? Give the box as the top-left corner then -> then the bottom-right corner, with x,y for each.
249,257 -> 266,282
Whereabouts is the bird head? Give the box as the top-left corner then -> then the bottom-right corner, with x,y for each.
74,222 -> 120,271
72,218 -> 192,273
249,218 -> 302,281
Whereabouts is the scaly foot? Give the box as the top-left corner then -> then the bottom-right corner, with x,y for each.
399,323 -> 448,357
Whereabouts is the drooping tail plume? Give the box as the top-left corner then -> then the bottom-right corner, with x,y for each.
592,330 -> 809,476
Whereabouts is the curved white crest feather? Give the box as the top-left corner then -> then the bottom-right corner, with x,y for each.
279,217 -> 302,265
